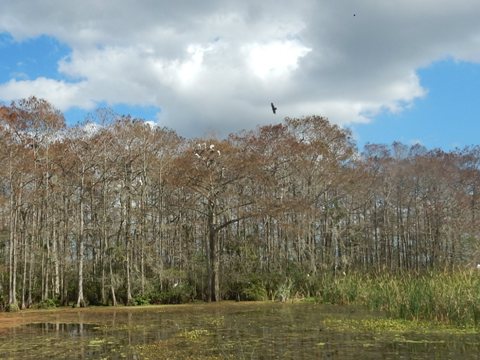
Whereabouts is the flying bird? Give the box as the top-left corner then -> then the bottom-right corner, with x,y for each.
271,102 -> 277,114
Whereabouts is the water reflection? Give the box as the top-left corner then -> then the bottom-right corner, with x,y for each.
28,322 -> 95,336
0,303 -> 479,359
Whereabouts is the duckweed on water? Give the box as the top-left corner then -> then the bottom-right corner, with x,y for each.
181,329 -> 211,340
88,338 -> 107,347
323,317 -> 478,335
135,330 -> 226,360
1,302 -> 480,359
205,315 -> 225,327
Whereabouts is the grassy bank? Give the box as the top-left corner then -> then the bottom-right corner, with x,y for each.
221,268 -> 480,327
3,268 -> 479,328
309,270 -> 480,327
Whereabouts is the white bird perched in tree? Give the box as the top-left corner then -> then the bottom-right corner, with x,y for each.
210,144 -> 215,150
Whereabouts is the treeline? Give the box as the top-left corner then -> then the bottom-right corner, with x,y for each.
0,97 -> 479,310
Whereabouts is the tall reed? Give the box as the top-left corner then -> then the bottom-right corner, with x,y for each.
308,270 -> 480,327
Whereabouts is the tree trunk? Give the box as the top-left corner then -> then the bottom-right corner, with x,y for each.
21,224 -> 27,309
208,201 -> 220,302
53,212 -> 60,298
109,257 -> 117,306
76,167 -> 86,307
8,155 -> 18,307
125,197 -> 133,305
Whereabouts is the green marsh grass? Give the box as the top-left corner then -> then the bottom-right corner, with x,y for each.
310,270 -> 480,327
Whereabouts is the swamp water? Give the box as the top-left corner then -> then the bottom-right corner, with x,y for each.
0,302 -> 479,359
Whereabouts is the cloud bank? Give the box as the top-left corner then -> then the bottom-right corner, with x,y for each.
1,0 -> 480,136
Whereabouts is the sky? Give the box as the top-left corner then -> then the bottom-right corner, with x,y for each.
1,0 -> 480,151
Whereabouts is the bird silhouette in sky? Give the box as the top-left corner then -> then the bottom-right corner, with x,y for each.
271,102 -> 277,114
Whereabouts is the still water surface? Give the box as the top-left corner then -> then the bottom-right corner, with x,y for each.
0,302 -> 478,359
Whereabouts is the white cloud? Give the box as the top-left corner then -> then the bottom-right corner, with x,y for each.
1,0 -> 480,137
244,40 -> 311,80
0,77 -> 94,110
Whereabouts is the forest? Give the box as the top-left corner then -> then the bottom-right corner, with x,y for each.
1,97 -> 479,312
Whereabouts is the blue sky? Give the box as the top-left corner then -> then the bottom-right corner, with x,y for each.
351,60 -> 480,150
1,1 -> 480,150
0,33 -> 69,82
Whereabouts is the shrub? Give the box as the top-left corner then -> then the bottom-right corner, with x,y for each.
223,276 -> 268,301
132,295 -> 151,306
6,303 -> 20,312
84,279 -> 103,305
243,281 -> 268,301
150,283 -> 195,304
274,278 -> 293,302
35,298 -> 59,309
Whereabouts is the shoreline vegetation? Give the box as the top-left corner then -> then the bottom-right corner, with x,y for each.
2,270 -> 480,329
1,97 -> 480,330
